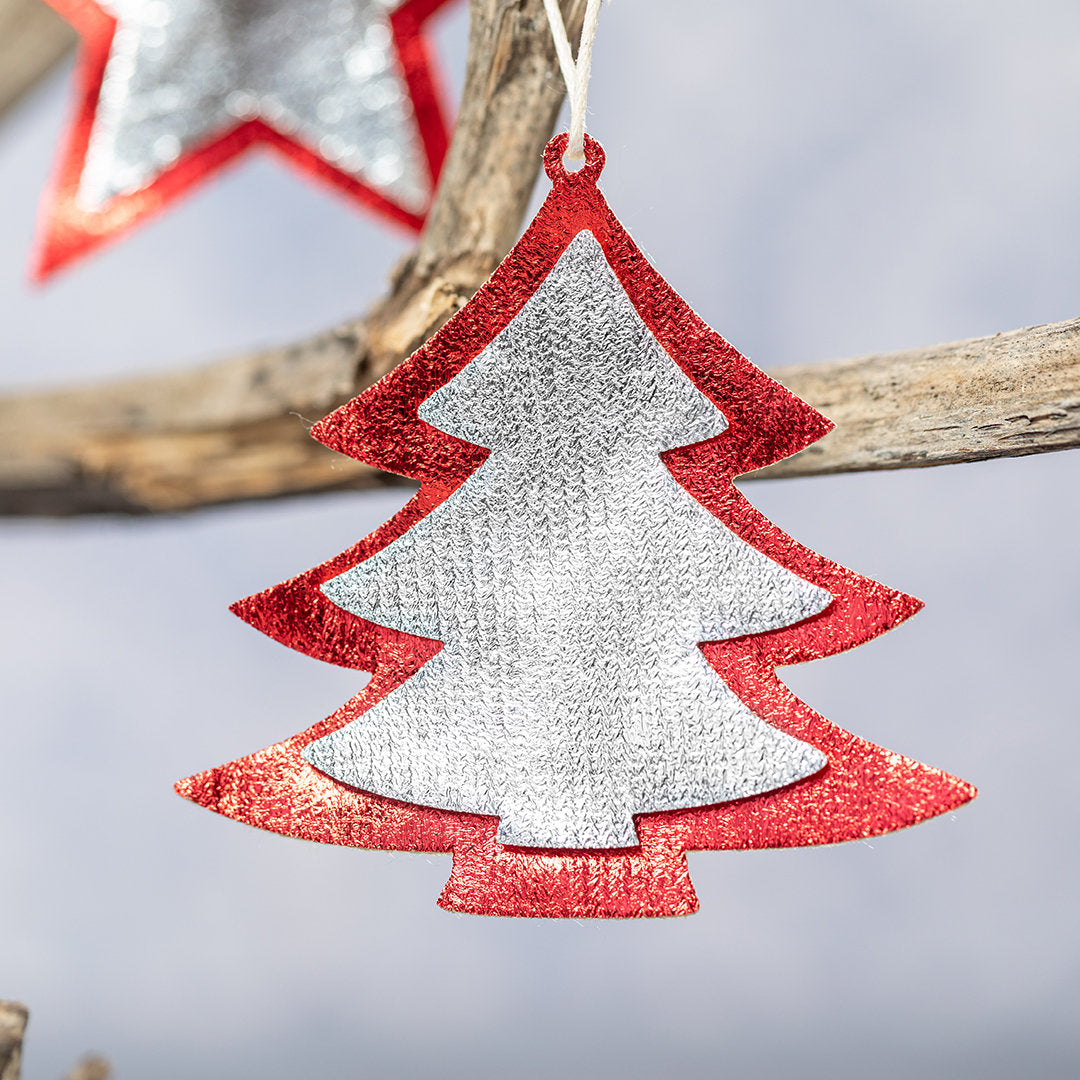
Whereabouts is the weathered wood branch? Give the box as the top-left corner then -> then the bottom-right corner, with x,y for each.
2,314 -> 1078,515
0,1002 -> 112,1080
0,0 -> 1077,516
62,1056 -> 111,1080
753,316 -> 1080,480
0,0 -> 77,124
0,1002 -> 27,1080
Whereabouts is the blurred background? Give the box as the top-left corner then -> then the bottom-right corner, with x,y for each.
2,1 -> 1079,1076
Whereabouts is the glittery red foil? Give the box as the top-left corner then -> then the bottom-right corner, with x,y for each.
32,0 -> 454,278
177,135 -> 976,918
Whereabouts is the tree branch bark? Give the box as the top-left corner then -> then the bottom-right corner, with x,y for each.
0,1002 -> 112,1080
1,0 -> 1077,517
750,317 -> 1080,480
62,1057 -> 111,1080
3,313 -> 1077,515
0,0 -> 77,124
0,1002 -> 27,1080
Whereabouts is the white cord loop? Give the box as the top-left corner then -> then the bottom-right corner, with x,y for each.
543,0 -> 605,165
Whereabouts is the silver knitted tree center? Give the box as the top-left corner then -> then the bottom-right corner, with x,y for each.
305,231 -> 832,848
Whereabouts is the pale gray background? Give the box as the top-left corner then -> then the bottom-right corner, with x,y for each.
1,2 -> 1078,1077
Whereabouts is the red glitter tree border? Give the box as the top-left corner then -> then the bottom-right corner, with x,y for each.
177,135 -> 975,918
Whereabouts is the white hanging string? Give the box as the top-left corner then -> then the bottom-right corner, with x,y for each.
543,0 -> 605,165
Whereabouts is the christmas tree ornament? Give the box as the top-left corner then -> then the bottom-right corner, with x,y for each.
33,0 -> 455,277
177,2 -> 975,917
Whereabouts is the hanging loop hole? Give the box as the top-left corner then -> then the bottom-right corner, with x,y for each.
544,133 -> 605,184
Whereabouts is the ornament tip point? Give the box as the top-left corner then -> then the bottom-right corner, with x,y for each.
27,244 -> 58,284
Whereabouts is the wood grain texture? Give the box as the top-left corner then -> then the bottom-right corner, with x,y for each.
3,315 -> 1078,515
753,317 -> 1080,479
0,0 -> 76,124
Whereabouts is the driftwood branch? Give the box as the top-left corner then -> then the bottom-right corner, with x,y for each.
0,1002 -> 111,1080
0,0 -> 77,123
752,317 -> 1080,480
62,1057 -> 111,1080
0,1002 -> 27,1080
3,311 -> 1078,515
0,0 -> 1077,516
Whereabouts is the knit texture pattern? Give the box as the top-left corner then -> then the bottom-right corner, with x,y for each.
303,232 -> 831,848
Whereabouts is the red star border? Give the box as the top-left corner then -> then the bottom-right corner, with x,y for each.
34,0 -> 454,278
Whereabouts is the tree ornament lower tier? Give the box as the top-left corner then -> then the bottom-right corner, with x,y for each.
176,134 -> 976,918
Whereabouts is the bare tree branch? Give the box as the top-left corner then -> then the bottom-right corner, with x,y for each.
0,0 -> 1077,517
751,316 -> 1080,480
3,313 -> 1077,515
62,1057 -> 111,1080
0,0 -> 77,124
0,1002 -> 28,1080
0,1002 -> 113,1080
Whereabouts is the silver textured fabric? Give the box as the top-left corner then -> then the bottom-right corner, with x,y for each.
305,231 -> 832,849
79,0 -> 428,213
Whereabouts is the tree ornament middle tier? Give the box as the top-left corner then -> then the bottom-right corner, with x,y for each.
177,134 -> 975,918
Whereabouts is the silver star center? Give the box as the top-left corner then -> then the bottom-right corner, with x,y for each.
79,0 -> 430,214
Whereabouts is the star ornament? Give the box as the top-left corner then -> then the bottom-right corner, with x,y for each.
34,0 -> 455,277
